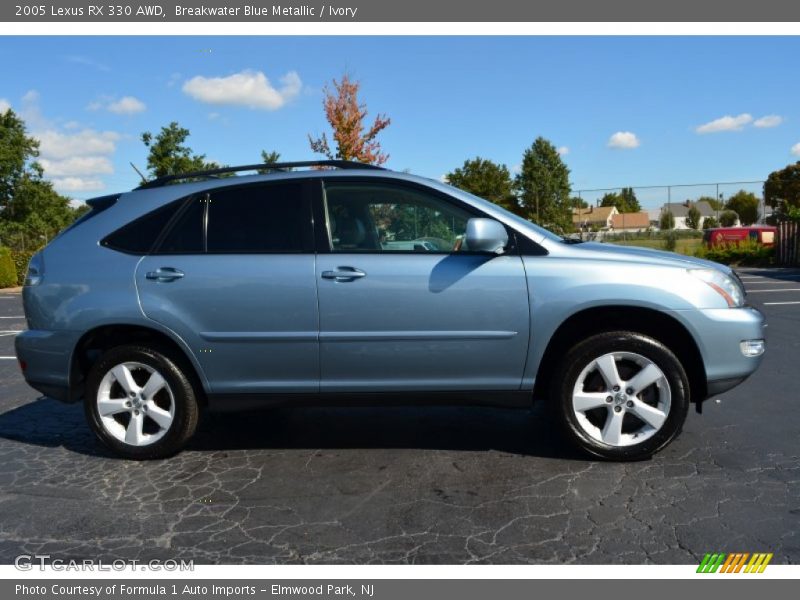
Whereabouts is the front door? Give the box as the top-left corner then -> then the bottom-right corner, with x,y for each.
136,180 -> 319,395
315,179 -> 530,393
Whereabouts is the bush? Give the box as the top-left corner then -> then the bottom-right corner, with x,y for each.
10,248 -> 36,286
694,239 -> 774,267
0,247 -> 17,288
662,231 -> 677,251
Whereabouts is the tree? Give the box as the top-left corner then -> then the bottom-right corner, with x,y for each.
659,210 -> 675,230
764,161 -> 800,218
257,150 -> 283,174
599,187 -> 641,213
570,196 -> 588,209
685,205 -> 702,230
308,74 -> 391,165
0,109 -> 80,250
702,215 -> 719,229
725,190 -> 759,225
0,108 -> 42,216
719,210 -> 738,227
446,157 -> 520,215
141,122 -> 219,180
515,136 -> 572,232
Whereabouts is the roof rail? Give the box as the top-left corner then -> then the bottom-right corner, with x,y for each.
135,160 -> 386,189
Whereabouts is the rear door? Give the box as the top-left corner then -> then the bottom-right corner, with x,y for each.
314,178 -> 531,393
135,180 -> 319,395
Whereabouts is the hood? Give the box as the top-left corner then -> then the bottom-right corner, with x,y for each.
562,241 -> 731,274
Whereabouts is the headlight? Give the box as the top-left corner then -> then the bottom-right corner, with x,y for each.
689,268 -> 744,308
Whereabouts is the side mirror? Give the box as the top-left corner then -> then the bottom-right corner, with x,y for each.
465,218 -> 509,254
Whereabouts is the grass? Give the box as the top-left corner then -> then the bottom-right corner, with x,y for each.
607,238 -> 702,255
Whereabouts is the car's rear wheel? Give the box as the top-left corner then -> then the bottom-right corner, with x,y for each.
84,345 -> 199,459
552,331 -> 690,461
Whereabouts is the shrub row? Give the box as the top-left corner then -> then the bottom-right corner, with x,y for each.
0,247 -> 17,288
694,239 -> 774,267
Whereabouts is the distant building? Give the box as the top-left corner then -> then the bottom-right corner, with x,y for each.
610,212 -> 651,233
657,200 -> 725,230
572,205 -> 618,230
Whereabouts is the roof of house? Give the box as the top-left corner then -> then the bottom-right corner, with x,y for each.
661,200 -> 716,217
611,212 -> 651,230
572,205 -> 617,225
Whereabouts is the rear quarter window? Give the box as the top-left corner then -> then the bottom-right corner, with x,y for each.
102,198 -> 186,254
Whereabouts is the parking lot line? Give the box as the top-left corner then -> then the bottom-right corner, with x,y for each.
746,288 -> 800,293
763,301 -> 800,305
0,356 -> 17,359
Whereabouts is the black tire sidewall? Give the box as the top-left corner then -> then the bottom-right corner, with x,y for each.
556,332 -> 690,461
84,345 -> 198,460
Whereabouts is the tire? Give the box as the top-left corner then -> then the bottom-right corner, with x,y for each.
84,344 -> 200,460
552,331 -> 690,461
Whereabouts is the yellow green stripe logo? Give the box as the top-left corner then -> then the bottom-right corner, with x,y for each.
697,552 -> 773,573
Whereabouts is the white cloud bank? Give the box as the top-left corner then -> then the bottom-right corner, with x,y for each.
792,142 -> 800,157
695,113 -> 753,134
182,70 -> 302,110
753,114 -> 783,128
607,131 -> 640,149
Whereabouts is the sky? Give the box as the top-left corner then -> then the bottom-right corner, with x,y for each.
1,36 -> 799,209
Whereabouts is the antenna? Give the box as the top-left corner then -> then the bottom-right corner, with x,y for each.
130,162 -> 148,185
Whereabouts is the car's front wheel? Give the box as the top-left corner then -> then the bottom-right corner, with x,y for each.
84,345 -> 200,459
552,331 -> 690,461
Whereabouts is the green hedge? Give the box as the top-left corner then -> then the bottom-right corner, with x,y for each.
10,248 -> 36,286
694,239 -> 774,267
0,247 -> 17,288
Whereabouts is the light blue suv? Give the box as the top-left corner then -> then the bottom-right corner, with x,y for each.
15,161 -> 766,460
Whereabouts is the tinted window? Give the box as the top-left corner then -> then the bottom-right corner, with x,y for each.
206,182 -> 306,253
102,199 -> 183,254
324,182 -> 472,253
157,196 -> 205,253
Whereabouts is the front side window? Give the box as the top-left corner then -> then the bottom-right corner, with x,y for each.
324,182 -> 473,253
206,182 -> 307,253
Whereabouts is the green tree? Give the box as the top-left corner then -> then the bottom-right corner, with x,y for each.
702,215 -> 719,229
257,150 -> 283,174
446,157 -> 520,215
725,190 -> 759,225
659,210 -> 675,230
308,74 -> 391,165
515,136 -> 572,232
141,122 -> 219,180
0,108 -> 42,217
599,188 -> 641,213
719,210 -> 738,227
685,205 -> 702,230
764,161 -> 800,216
569,196 -> 588,209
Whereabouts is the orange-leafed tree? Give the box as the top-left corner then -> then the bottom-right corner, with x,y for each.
308,74 -> 391,165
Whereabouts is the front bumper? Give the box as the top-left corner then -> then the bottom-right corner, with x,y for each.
672,305 -> 766,399
14,329 -> 81,403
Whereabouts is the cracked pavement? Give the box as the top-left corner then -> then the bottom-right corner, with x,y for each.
0,268 -> 798,564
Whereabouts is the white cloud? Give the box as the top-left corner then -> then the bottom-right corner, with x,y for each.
753,114 -> 783,128
695,113 -> 752,134
607,131 -> 640,149
792,142 -> 800,157
65,55 -> 110,72
38,157 -> 114,177
557,146 -> 569,156
36,129 -> 120,160
0,98 -> 10,112
51,177 -> 106,193
22,90 -> 39,104
108,96 -> 146,115
182,70 -> 302,110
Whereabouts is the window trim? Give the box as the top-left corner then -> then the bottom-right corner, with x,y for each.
148,179 -> 316,256
316,177 -> 544,256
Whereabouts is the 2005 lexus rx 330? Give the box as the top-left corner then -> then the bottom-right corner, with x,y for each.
16,160 -> 766,460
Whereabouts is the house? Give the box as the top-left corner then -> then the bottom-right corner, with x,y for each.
610,211 -> 651,233
657,200 -> 722,230
572,205 -> 618,230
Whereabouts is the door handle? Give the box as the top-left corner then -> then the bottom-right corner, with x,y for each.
321,267 -> 366,281
145,267 -> 185,282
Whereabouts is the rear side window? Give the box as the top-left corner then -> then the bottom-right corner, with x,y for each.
157,196 -> 205,254
102,199 -> 184,254
206,182 -> 307,253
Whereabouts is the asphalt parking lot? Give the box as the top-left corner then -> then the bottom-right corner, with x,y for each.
0,269 -> 798,565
